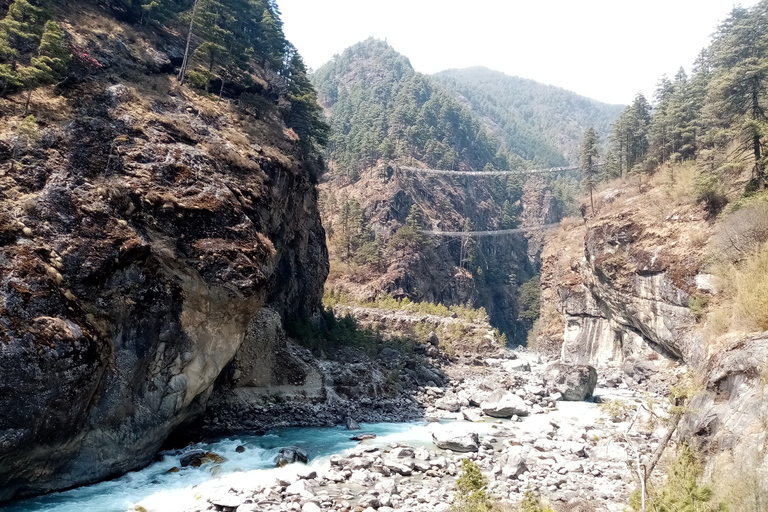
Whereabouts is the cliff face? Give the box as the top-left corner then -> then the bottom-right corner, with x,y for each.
0,7 -> 327,501
320,166 -> 556,343
539,185 -> 709,379
540,180 -> 768,487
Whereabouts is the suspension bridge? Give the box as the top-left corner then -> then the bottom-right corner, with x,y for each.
394,162 -> 581,238
397,165 -> 581,177
421,223 -> 562,238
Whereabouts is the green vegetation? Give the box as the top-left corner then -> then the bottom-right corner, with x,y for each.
688,294 -> 710,322
312,39 -> 528,180
517,275 -> 541,322
596,1 -> 768,200
286,307 -> 416,358
599,399 -> 637,423
516,490 -> 555,512
630,444 -> 727,512
0,0 -> 70,111
99,0 -> 327,153
434,67 -> 623,166
451,459 -> 493,512
580,127 -> 599,212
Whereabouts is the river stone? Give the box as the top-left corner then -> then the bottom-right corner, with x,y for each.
462,408 -> 484,422
435,395 -> 461,412
302,503 -> 321,512
481,390 -> 529,418
274,446 -> 309,467
346,415 -> 361,430
285,479 -> 314,496
431,429 -> 479,452
179,450 -> 206,467
208,493 -> 246,509
544,363 -> 597,401
503,359 -> 532,372
350,433 -> 377,441
500,449 -> 528,479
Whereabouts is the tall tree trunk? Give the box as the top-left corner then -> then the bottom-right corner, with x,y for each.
23,88 -> 32,116
753,85 -> 765,189
178,0 -> 200,85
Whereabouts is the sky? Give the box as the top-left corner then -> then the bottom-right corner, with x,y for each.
278,0 -> 759,106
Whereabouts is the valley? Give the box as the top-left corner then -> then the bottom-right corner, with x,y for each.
0,1 -> 767,512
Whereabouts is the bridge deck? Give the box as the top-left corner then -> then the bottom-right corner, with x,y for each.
398,165 -> 581,177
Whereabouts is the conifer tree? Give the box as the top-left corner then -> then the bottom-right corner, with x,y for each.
708,3 -> 768,188
0,0 -> 44,61
580,127 -> 599,213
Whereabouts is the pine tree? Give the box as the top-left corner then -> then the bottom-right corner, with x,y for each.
708,3 -> 768,188
580,127 -> 599,213
20,20 -> 70,113
0,0 -> 45,61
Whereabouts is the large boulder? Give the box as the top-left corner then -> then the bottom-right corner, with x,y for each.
431,429 -> 479,452
480,390 -> 529,418
435,394 -> 461,412
500,448 -> 528,479
274,446 -> 309,467
544,363 -> 597,401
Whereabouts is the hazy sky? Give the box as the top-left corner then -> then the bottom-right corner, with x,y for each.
278,0 -> 758,106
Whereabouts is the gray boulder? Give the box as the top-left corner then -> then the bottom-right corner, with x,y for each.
274,446 -> 308,467
431,429 -> 479,452
481,390 -> 529,418
346,415 -> 361,430
544,363 -> 597,401
500,449 -> 528,479
435,395 -> 461,412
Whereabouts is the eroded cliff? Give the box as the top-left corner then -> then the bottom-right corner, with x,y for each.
539,176 -> 768,496
0,5 -> 327,501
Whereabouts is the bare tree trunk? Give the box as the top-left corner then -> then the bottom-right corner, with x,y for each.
23,88 -> 32,116
178,0 -> 200,85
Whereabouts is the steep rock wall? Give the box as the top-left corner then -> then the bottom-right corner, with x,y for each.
539,188 -> 711,381
540,184 -> 768,485
0,13 -> 327,501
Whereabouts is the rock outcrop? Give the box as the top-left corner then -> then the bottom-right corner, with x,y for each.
0,7 -> 327,501
543,364 -> 597,401
538,187 -> 710,382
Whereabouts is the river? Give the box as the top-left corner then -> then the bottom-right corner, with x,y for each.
4,398 -> 611,512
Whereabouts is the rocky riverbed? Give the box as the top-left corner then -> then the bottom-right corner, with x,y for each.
148,350 -> 678,512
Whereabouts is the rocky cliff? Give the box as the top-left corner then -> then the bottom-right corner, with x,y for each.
0,5 -> 327,501
539,178 -> 768,497
538,184 -> 709,384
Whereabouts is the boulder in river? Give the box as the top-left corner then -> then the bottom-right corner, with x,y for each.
544,363 -> 597,401
350,433 -> 377,441
431,429 -> 479,452
346,415 -> 361,430
179,450 -> 206,467
480,390 -> 529,418
274,446 -> 309,467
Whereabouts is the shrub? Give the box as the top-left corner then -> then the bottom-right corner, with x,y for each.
710,200 -> 768,264
733,244 -> 768,331
689,293 -> 710,322
452,459 -> 493,512
517,490 -> 555,512
599,399 -> 636,422
630,444 -> 726,512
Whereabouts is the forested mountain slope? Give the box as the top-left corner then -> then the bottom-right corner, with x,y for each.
311,39 -> 564,342
434,67 -> 624,166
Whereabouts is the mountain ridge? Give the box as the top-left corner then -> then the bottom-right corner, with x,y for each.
433,66 -> 624,165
